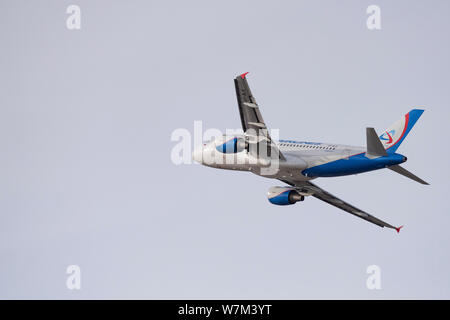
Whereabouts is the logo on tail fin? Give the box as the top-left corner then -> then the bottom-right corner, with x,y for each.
380,130 -> 395,144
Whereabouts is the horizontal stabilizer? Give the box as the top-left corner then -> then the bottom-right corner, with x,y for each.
366,127 -> 387,158
388,164 -> 429,185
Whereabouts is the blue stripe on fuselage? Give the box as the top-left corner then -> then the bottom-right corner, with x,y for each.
302,153 -> 406,177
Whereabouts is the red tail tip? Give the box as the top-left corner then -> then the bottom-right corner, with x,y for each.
240,72 -> 249,79
395,225 -> 404,233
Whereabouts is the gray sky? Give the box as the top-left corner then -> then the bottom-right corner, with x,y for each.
0,0 -> 449,299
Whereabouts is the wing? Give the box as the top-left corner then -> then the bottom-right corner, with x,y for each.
234,73 -> 285,160
280,179 -> 402,232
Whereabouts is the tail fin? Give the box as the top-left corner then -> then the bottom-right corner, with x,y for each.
379,109 -> 424,153
366,127 -> 387,158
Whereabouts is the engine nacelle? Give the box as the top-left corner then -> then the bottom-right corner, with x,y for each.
267,186 -> 304,206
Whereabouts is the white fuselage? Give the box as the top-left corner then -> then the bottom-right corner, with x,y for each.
192,134 -> 368,182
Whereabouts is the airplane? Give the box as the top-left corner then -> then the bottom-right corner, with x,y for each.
192,72 -> 428,232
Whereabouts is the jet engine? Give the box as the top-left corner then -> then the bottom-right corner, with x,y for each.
267,186 -> 304,206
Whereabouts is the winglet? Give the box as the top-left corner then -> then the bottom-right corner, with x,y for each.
240,72 -> 249,79
395,225 -> 404,233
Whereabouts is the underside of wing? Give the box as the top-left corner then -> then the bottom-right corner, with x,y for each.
234,72 -> 265,132
234,73 -> 285,160
280,179 -> 402,232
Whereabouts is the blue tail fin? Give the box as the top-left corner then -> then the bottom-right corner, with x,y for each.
379,109 -> 424,153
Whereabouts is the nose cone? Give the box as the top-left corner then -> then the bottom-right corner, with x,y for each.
192,146 -> 203,164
